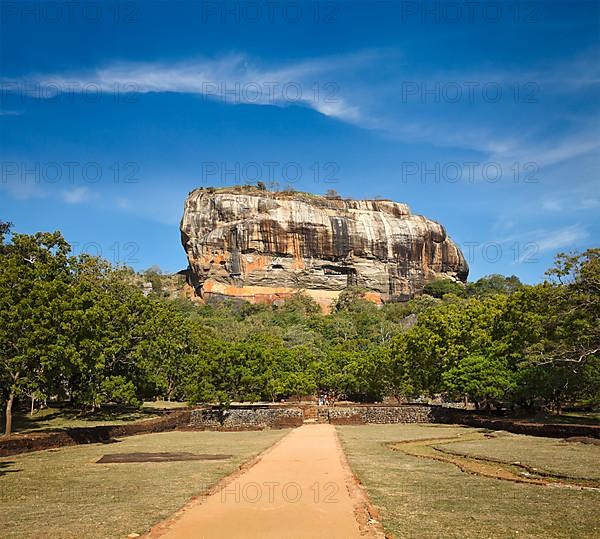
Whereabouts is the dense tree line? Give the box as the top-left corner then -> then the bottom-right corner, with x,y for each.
1,222 -> 598,435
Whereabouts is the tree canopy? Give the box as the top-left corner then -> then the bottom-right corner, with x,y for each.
1,224 -> 598,434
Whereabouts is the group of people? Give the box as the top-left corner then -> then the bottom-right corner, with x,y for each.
318,393 -> 336,406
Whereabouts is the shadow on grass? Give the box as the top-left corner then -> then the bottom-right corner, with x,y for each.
518,413 -> 600,426
0,461 -> 21,476
3,406 -> 152,435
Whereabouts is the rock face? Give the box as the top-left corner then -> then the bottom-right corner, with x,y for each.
180,188 -> 468,311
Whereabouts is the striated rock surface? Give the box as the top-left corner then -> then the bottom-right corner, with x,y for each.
180,188 -> 468,311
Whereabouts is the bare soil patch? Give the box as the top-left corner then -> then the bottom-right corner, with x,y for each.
566,436 -> 600,445
97,452 -> 232,463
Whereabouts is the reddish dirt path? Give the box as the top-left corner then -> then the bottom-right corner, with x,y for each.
148,424 -> 382,539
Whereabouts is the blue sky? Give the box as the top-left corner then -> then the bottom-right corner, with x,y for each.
1,0 -> 598,282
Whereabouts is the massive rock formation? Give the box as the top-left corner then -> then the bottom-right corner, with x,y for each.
180,187 -> 468,311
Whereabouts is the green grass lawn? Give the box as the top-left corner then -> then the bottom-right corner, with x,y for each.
337,424 -> 600,539
0,429 -> 288,539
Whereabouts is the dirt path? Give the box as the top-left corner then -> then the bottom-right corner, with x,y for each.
148,424 -> 382,539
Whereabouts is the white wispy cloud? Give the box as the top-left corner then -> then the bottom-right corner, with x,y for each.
7,48 -> 599,171
542,199 -> 562,211
535,224 -> 589,253
580,198 -> 600,209
429,48 -> 600,94
62,187 -> 93,204
488,224 -> 589,260
15,52 -> 374,123
116,197 -> 131,209
538,192 -> 600,213
489,130 -> 600,171
0,180 -> 46,200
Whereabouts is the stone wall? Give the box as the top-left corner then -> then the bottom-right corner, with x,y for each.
189,406 -> 304,430
324,405 -> 599,438
6,406 -> 595,458
326,405 -> 442,425
438,408 -> 600,439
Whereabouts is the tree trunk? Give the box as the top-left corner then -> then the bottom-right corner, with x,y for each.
553,390 -> 562,415
4,392 -> 15,436
31,394 -> 35,416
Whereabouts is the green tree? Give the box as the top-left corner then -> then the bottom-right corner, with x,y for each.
0,221 -> 12,243
391,296 -> 506,396
467,274 -> 523,297
443,354 -> 516,409
64,258 -> 149,410
538,249 -> 600,367
0,230 -> 72,435
143,265 -> 164,295
135,300 -> 196,401
508,250 -> 600,412
333,286 -> 374,313
384,348 -> 415,402
423,278 -> 466,299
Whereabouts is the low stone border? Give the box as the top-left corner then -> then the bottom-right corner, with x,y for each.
189,406 -> 303,430
440,409 -> 600,439
326,405 -> 440,425
320,405 -> 599,439
0,410 -> 191,457
3,405 -> 596,457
